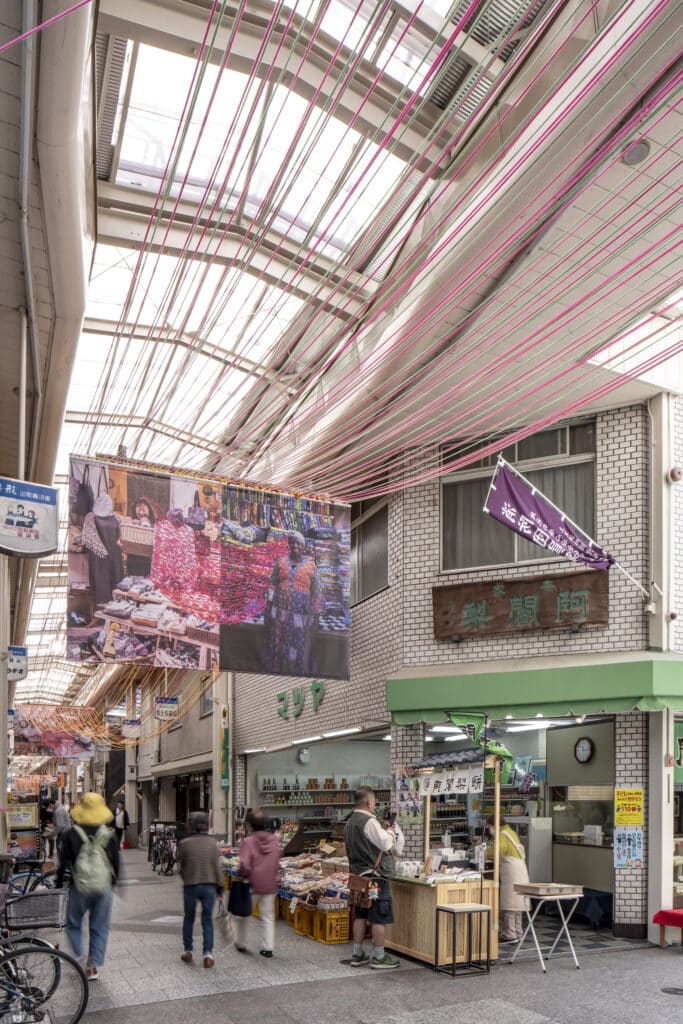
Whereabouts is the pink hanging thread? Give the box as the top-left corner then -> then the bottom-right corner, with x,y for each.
0,0 -> 92,55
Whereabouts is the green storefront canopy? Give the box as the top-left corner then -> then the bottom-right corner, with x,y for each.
386,655 -> 683,723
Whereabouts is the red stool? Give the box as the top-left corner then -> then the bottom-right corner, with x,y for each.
653,909 -> 683,947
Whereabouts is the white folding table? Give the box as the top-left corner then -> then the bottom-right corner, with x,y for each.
509,883 -> 584,973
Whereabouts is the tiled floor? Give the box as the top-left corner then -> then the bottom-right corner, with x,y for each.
497,913 -> 649,964
77,849 -> 683,1024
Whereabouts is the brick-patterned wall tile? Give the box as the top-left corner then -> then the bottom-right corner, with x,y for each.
614,711 -> 648,924
672,398 -> 683,653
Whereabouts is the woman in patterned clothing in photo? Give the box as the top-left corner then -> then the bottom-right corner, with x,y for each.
264,530 -> 325,675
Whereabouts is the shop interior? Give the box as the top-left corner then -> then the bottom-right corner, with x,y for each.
246,715 -> 618,931
424,716 -> 616,930
248,730 -> 390,850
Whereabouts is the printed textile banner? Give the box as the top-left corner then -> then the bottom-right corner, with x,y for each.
14,706 -> 98,759
447,713 -> 486,742
484,459 -> 613,570
66,457 -> 351,680
418,766 -> 484,797
9,776 -> 42,797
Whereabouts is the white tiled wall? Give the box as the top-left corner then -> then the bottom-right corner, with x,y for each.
614,710 -> 648,933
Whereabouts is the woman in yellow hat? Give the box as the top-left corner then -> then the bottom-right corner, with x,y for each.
56,792 -> 120,981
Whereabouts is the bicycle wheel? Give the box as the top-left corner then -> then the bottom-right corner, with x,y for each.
0,945 -> 88,1023
151,841 -> 161,872
1,937 -> 61,999
160,844 -> 174,876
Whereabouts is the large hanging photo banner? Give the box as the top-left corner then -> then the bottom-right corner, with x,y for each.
66,458 -> 350,679
14,706 -> 99,759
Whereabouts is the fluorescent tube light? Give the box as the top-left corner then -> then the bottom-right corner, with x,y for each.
382,735 -> 391,741
322,727 -> 361,738
243,748 -> 266,754
430,725 -> 466,734
291,735 -> 323,745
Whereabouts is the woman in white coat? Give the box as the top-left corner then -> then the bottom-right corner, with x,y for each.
487,814 -> 530,942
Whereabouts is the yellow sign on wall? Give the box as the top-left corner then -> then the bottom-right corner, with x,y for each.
614,787 -> 644,826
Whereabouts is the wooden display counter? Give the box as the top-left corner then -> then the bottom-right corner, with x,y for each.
385,876 -> 498,965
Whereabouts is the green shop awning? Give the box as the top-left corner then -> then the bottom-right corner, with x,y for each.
386,653 -> 683,723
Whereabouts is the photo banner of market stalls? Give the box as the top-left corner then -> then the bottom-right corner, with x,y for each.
13,706 -> 100,759
67,457 -> 351,679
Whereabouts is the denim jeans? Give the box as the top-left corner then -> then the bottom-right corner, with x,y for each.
183,884 -> 216,956
66,885 -> 114,968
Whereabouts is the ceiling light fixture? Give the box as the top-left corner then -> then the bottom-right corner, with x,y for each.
291,735 -> 323,745
430,725 -> 466,734
621,138 -> 650,166
243,747 -> 266,754
322,727 -> 361,738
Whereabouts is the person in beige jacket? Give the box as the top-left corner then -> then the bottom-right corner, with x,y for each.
178,812 -> 224,968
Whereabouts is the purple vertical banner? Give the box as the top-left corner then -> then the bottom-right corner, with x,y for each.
484,460 -> 613,570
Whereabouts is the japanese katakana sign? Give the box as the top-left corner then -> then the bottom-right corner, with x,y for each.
275,680 -> 325,720
433,569 -> 608,640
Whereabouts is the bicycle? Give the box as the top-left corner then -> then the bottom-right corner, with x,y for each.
150,825 -> 178,875
0,887 -> 88,1022
7,863 -> 58,898
0,944 -> 88,1023
152,828 -> 177,875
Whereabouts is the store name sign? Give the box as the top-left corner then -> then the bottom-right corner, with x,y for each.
0,476 -> 58,558
432,569 -> 608,640
276,680 -> 325,720
155,697 -> 179,721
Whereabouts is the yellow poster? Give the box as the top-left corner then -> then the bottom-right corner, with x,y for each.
614,787 -> 644,826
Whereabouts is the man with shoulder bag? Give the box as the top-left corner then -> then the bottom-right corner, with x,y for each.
57,792 -> 119,981
344,787 -> 401,970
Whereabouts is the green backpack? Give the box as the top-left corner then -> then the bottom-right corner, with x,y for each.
72,825 -> 113,894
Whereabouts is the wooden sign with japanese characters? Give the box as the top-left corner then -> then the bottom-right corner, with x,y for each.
432,569 -> 608,640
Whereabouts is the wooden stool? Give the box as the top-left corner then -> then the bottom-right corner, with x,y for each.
434,902 -> 491,977
653,909 -> 683,947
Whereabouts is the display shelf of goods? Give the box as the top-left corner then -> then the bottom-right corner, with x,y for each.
259,788 -> 388,795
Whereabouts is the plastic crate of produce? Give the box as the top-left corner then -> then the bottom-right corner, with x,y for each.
314,909 -> 349,944
293,903 -> 316,937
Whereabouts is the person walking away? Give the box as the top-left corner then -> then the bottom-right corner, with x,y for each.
113,801 -> 130,849
344,787 -> 401,970
57,792 -> 119,980
178,811 -> 224,968
233,811 -> 282,958
52,798 -> 70,860
39,800 -> 55,859
487,814 -> 529,942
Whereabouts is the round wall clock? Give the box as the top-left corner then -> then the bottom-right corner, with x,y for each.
574,736 -> 595,764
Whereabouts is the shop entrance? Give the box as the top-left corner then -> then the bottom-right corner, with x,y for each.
174,771 -> 211,824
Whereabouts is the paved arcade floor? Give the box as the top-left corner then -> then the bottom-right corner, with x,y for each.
78,849 -> 683,1023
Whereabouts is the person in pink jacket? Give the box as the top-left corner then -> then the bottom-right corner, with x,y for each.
233,811 -> 282,958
